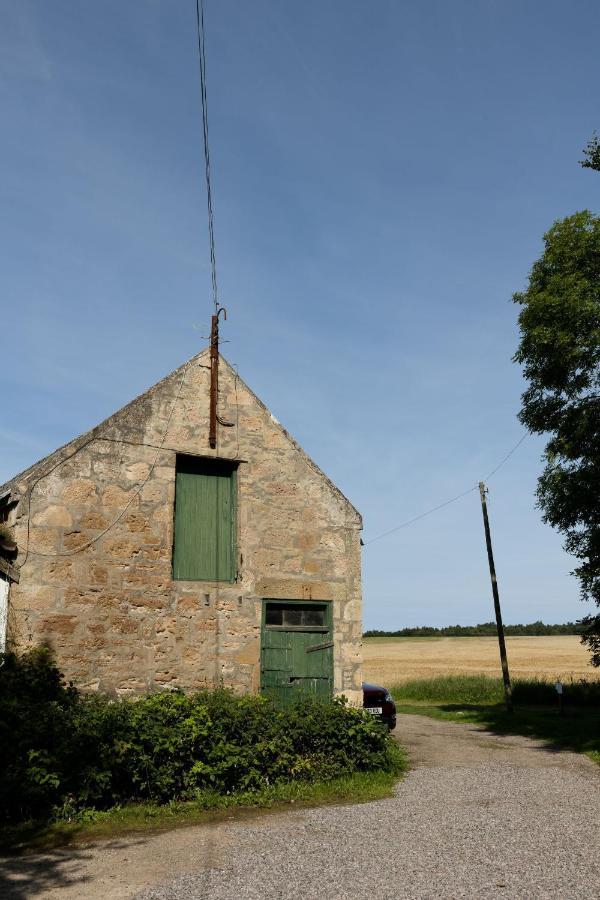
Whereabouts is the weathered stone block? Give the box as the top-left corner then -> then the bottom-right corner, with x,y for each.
126,462 -> 150,482
61,479 -> 97,503
101,484 -> 133,507
63,531 -> 89,551
80,512 -> 109,530
40,614 -> 78,635
32,505 -> 73,527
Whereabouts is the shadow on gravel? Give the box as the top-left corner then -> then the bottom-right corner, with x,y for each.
438,704 -> 600,760
0,838 -> 144,899
0,846 -> 92,899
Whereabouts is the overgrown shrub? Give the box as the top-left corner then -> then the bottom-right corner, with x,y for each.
0,649 -> 401,826
512,677 -> 600,707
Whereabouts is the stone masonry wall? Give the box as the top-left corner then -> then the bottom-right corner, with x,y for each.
6,352 -> 363,701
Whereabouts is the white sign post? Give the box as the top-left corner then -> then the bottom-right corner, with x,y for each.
554,681 -> 564,714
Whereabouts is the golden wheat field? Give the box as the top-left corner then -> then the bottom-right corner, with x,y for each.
362,635 -> 600,684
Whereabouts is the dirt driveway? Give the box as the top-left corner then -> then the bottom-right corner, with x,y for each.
2,714 -> 599,899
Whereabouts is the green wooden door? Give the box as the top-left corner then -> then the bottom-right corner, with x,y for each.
260,601 -> 333,707
172,456 -> 237,581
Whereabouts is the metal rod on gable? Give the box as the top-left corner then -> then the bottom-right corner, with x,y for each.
209,307 -> 227,448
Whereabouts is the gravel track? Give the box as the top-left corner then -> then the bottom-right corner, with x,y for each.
2,714 -> 598,899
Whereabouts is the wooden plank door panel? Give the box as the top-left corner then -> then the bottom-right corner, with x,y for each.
260,602 -> 333,706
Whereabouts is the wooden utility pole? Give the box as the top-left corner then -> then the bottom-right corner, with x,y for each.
479,482 -> 512,712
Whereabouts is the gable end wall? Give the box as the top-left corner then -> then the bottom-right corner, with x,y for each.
7,355 -> 363,701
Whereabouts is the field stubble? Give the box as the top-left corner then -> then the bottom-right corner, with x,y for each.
362,635 -> 600,685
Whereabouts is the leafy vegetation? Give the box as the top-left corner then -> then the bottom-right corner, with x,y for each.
2,770 -> 400,852
391,673 -> 600,707
392,674 -> 505,704
513,142 -> 600,664
364,621 -> 584,638
0,649 -> 405,832
580,132 -> 600,171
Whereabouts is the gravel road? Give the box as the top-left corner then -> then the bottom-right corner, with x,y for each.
2,714 -> 599,899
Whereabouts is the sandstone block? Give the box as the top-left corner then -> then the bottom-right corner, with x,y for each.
177,594 -> 201,617
140,481 -> 165,502
126,462 -> 150,482
80,512 -> 109,530
61,479 -> 97,503
110,617 -> 139,635
154,465 -> 175,482
103,537 -> 140,559
43,558 -> 74,582
63,531 -> 89,551
101,484 -> 133,507
28,527 -> 61,553
32,505 -> 73,527
89,564 -> 108,586
11,584 -> 57,613
320,532 -> 345,553
281,556 -> 302,574
40,614 -> 78,635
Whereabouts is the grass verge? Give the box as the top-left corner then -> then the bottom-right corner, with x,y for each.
1,762 -> 407,854
391,675 -> 600,766
393,673 -> 505,704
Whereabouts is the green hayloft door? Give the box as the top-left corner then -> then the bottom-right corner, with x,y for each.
260,601 -> 333,707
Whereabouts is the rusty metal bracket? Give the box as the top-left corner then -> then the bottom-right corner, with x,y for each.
306,640 -> 334,653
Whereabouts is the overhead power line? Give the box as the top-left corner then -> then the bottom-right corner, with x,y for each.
364,433 -> 527,546
481,433 -> 527,481
195,0 -> 219,313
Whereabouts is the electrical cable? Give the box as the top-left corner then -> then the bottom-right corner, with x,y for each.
481,432 -> 527,482
195,0 -> 219,314
363,433 -> 527,546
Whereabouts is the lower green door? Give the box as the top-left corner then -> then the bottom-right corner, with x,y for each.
260,600 -> 333,707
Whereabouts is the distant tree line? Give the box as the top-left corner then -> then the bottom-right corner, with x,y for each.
363,621 -> 585,638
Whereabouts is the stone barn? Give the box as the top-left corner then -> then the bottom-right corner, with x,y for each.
0,351 -> 363,703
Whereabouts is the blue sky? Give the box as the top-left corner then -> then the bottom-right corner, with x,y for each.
1,0 -> 598,629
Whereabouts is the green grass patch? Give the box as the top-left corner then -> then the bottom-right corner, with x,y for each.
392,674 -> 505,704
392,675 -> 600,765
392,674 -> 600,707
0,764 -> 406,853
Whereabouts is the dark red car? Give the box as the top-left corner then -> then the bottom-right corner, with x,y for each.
362,681 -> 397,730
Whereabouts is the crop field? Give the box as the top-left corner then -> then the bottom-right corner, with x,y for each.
362,635 -> 600,685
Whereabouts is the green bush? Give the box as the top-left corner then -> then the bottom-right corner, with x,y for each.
512,677 -> 600,708
0,649 -> 400,826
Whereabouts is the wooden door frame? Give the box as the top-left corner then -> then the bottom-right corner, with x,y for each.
260,598 -> 333,697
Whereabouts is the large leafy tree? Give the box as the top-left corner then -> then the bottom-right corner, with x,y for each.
513,166 -> 600,664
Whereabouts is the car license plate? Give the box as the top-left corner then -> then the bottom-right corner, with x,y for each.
366,707 -> 382,715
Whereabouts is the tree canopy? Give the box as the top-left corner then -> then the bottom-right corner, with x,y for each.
363,622 -> 584,638
580,133 -> 600,172
513,200 -> 600,664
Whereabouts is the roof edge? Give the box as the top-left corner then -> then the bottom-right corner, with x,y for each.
0,349 -> 209,498
219,356 -> 362,526
0,349 -> 362,527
